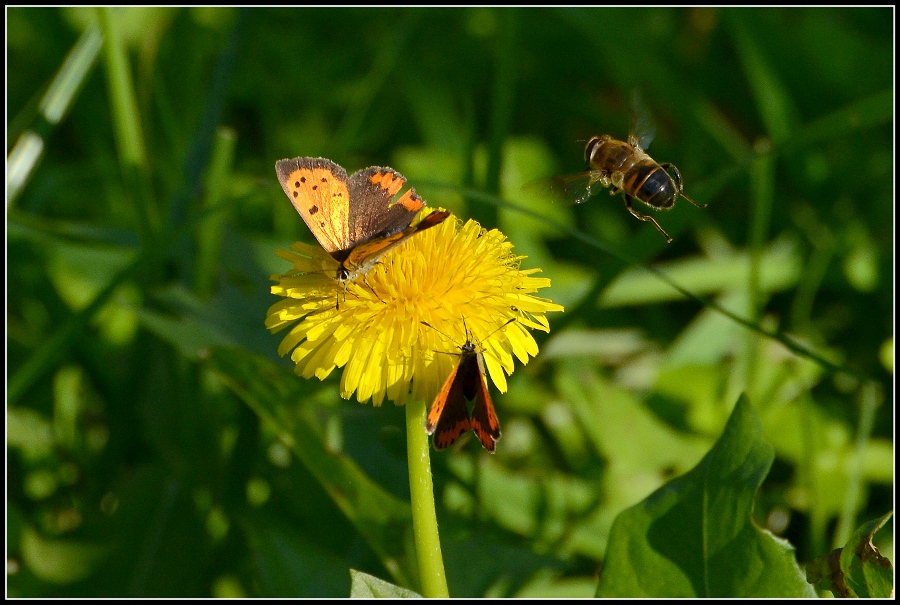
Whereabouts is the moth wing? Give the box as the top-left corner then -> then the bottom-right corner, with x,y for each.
468,352 -> 501,453
426,357 -> 473,451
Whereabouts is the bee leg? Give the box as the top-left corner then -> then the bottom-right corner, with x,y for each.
624,194 -> 673,243
660,163 -> 707,208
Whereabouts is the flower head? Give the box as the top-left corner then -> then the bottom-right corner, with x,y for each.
266,213 -> 563,406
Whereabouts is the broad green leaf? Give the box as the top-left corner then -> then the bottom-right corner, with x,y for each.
596,396 -> 815,597
350,569 -> 422,598
511,567 -> 596,598
556,362 -> 712,556
598,239 -> 801,308
807,511 -> 894,598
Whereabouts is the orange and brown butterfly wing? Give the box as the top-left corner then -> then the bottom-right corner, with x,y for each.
342,209 -> 451,276
347,166 -> 428,244
467,352 -> 501,453
426,343 -> 501,453
275,158 -> 351,255
426,355 -> 473,451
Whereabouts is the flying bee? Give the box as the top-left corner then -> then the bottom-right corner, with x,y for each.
557,99 -> 706,243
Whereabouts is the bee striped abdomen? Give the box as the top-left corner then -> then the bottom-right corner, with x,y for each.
577,116 -> 705,242
628,162 -> 676,209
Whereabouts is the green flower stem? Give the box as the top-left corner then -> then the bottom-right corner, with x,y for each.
405,399 -> 449,598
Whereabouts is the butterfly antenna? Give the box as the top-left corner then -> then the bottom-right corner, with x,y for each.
461,315 -> 518,346
483,317 -> 517,341
422,316 -> 517,350
465,316 -> 518,349
420,321 -> 456,344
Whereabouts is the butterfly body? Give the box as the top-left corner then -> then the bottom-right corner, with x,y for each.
275,157 -> 450,280
426,340 -> 501,453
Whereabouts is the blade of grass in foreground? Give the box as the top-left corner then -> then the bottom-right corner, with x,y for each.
7,25 -> 102,206
97,7 -> 156,241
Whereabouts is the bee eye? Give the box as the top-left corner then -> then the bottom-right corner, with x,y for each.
584,136 -> 601,163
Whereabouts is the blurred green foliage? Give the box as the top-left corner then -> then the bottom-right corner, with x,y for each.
7,7 -> 893,597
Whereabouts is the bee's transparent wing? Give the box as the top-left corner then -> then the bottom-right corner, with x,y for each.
546,171 -> 606,205
629,90 -> 656,150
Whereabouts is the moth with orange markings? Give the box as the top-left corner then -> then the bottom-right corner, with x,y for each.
275,157 -> 450,282
423,319 -> 516,453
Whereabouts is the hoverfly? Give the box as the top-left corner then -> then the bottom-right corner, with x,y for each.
557,97 -> 705,243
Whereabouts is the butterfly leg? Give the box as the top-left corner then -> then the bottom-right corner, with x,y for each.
362,274 -> 385,304
624,194 -> 673,243
355,262 -> 387,304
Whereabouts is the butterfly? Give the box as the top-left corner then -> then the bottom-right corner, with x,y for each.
423,319 -> 515,453
275,157 -> 450,281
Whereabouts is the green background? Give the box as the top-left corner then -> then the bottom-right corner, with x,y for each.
7,7 -> 893,597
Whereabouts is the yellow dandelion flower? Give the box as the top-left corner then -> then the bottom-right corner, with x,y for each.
265,213 -> 564,407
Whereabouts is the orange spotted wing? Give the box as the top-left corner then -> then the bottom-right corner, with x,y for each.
275,157 -> 450,279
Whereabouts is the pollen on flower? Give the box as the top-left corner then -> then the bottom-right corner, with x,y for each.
266,212 -> 563,406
